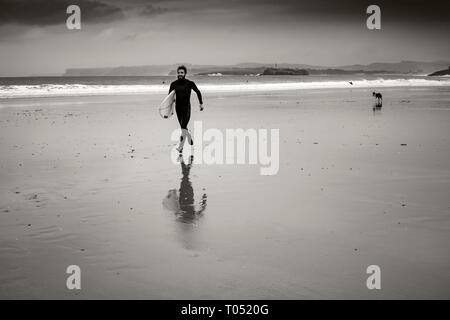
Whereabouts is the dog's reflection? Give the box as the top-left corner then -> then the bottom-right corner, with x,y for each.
163,155 -> 207,249
373,102 -> 382,115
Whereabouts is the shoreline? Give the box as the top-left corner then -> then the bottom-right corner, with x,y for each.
1,78 -> 450,100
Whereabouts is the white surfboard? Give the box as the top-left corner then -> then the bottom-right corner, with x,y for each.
159,90 -> 175,119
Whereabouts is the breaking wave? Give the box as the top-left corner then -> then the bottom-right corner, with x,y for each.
1,78 -> 449,99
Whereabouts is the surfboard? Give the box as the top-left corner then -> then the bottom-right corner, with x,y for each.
159,90 -> 176,119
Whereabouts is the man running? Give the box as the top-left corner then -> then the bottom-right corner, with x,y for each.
169,65 -> 203,153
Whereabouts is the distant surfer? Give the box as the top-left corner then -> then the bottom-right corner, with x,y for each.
169,65 -> 204,153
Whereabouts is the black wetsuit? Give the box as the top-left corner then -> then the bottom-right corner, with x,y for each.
169,78 -> 203,129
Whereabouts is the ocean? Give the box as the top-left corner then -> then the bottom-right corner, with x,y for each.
1,74 -> 449,99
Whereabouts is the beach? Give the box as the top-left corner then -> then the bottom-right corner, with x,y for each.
1,84 -> 449,299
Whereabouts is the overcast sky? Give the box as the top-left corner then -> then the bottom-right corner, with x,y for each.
0,0 -> 448,76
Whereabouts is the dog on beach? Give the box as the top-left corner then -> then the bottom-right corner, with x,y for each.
372,92 -> 382,104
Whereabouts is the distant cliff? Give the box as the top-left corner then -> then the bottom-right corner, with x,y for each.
428,66 -> 450,76
338,60 -> 450,75
196,67 -> 309,76
262,68 -> 308,75
62,60 -> 450,77
196,67 -> 388,76
305,68 -> 388,75
194,67 -> 265,76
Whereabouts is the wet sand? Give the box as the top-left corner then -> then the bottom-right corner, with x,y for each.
1,86 -> 449,299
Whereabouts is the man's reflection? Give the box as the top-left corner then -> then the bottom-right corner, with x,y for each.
163,155 -> 207,249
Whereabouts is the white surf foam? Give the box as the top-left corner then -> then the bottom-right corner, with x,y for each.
1,78 -> 449,99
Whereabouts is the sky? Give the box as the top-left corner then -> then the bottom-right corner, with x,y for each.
0,0 -> 448,76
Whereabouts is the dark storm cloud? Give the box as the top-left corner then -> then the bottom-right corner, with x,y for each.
122,0 -> 450,31
218,0 -> 449,25
0,0 -> 124,26
1,0 -> 448,27
132,0 -> 448,27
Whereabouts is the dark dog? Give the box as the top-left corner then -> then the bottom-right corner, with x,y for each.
372,92 -> 382,103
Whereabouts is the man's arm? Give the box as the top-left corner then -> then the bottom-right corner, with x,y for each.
168,82 -> 174,94
191,81 -> 203,105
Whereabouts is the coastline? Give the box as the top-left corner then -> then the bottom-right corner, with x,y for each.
1,76 -> 450,100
